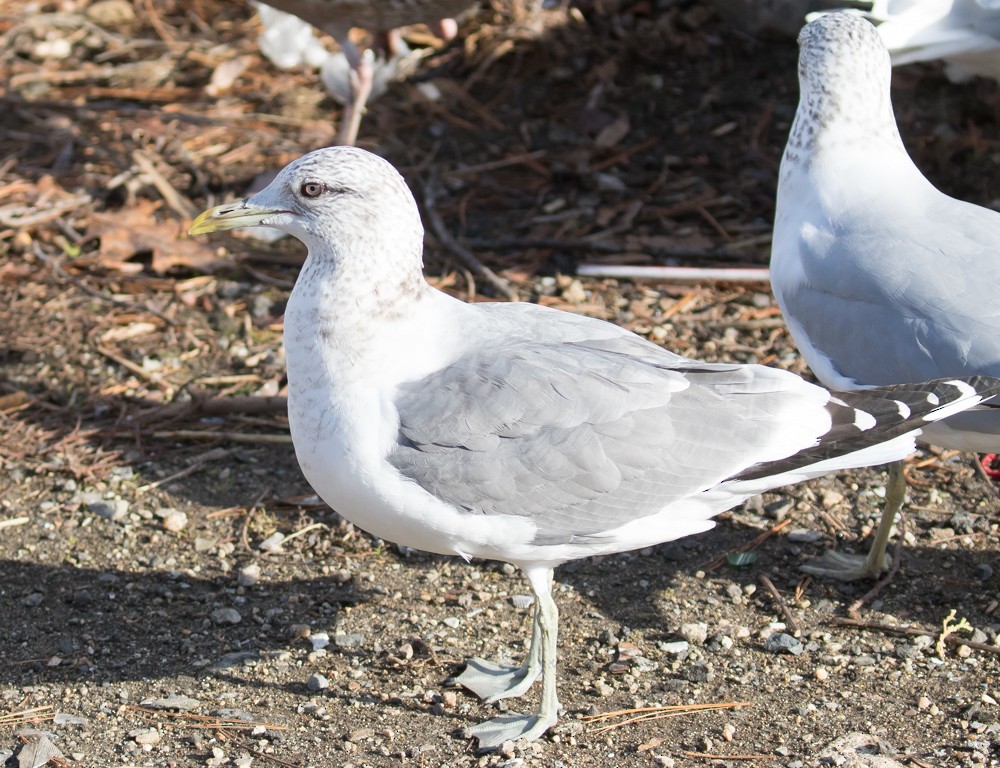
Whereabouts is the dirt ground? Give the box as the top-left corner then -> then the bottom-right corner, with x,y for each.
4,1 -> 1000,766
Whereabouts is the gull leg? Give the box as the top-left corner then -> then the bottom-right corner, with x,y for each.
464,566 -> 560,750
801,460 -> 904,581
334,36 -> 373,146
452,602 -> 542,701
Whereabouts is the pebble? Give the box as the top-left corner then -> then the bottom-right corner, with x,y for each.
680,622 -> 708,645
211,608 -> 242,625
87,496 -> 129,522
334,632 -> 365,649
310,632 -> 330,651
659,640 -> 689,657
764,633 -> 803,655
159,509 -> 188,532
129,728 -> 161,745
815,667 -> 829,681
307,673 -> 329,691
238,563 -> 261,587
86,0 -> 137,27
722,723 -> 736,742
918,695 -> 932,710
819,489 -> 844,509
140,694 -> 201,711
593,679 -> 614,697
787,528 -> 823,543
259,532 -> 286,553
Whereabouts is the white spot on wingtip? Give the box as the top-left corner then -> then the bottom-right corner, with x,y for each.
894,400 -> 911,419
853,408 -> 877,431
926,392 -> 939,405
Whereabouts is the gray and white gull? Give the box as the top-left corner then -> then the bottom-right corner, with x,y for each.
190,146 -> 1000,747
771,12 -> 1000,581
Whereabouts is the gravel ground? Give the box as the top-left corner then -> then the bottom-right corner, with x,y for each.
4,1 -> 1000,766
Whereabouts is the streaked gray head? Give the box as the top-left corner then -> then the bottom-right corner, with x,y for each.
786,13 -> 900,155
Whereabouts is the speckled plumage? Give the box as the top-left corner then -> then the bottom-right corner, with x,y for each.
771,12 -> 1000,581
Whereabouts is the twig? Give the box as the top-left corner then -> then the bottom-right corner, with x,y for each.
830,617 -> 999,655
584,701 -> 751,734
577,265 -> 770,282
0,516 -> 30,530
277,521 -> 328,545
701,518 -> 793,571
682,752 -> 773,761
0,705 -> 54,726
758,574 -> 800,635
136,447 -> 232,493
464,236 -> 767,261
32,244 -> 178,326
153,430 -> 292,444
132,149 -> 197,219
124,705 -> 286,731
421,174 -> 519,301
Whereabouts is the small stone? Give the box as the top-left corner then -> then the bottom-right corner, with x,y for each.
680,622 -> 708,645
86,0 -> 137,27
975,564 -> 993,581
238,563 -> 261,587
140,694 -> 201,711
310,632 -> 330,651
130,728 -> 160,745
211,608 -> 242,625
764,633 -> 804,655
918,696 -> 932,710
443,617 -> 460,628
160,509 -> 188,532
307,673 -> 329,691
288,624 -> 311,639
334,632 -> 365,649
24,593 -> 43,608
722,723 -> 736,742
594,679 -> 614,696
787,528 -> 823,543
259,532 -> 285,552
652,757 -> 675,768
814,667 -> 829,681
88,497 -> 129,522
957,644 -> 973,658
820,489 -> 844,509
659,640 -> 689,657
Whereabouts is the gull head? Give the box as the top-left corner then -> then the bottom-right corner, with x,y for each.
189,146 -> 424,258
788,13 -> 898,153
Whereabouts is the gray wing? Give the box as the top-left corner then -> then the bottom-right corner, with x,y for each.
386,321 -> 822,545
779,195 -> 1000,386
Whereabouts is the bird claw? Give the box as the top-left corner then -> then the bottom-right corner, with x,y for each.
451,657 -> 539,702
463,712 -> 557,751
800,549 -> 890,581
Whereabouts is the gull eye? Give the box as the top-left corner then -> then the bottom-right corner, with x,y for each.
300,182 -> 324,198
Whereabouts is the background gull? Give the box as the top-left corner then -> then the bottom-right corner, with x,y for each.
253,0 -> 474,145
809,0 -> 1000,82
189,146 -> 999,748
771,12 -> 1000,581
